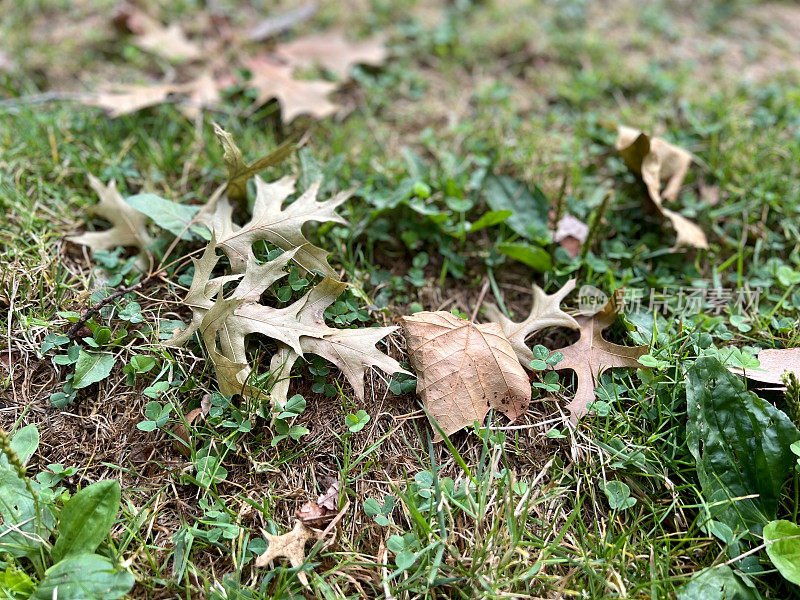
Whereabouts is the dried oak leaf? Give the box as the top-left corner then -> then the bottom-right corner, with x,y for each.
117,6 -> 202,62
255,521 -> 316,585
179,73 -> 223,120
484,279 -> 579,366
261,277 -> 411,405
277,32 -> 388,80
67,175 -> 152,269
166,235 -> 409,401
729,348 -> 800,389
553,291 -> 649,424
296,502 -> 332,527
244,56 -> 339,124
83,83 -> 184,118
400,311 -> 531,439
200,174 -> 347,277
616,125 -> 708,250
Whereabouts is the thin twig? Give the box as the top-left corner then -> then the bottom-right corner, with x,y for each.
65,272 -> 164,340
469,280 -> 490,323
0,91 -> 86,109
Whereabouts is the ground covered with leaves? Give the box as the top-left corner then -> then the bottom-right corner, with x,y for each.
3,0 -> 800,598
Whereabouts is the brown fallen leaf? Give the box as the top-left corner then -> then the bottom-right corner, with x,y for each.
137,23 -> 202,62
316,480 -> 340,511
172,406 -> 208,457
84,83 -> 185,118
179,73 -> 222,120
244,56 -> 339,124
255,521 -> 316,585
616,125 -> 708,250
67,175 -> 152,269
729,348 -> 800,388
553,215 -> 589,258
699,182 -> 720,207
552,291 -> 650,424
296,480 -> 340,527
400,311 -> 531,439
277,32 -> 388,80
295,502 -> 330,527
116,5 -> 202,62
484,280 -> 579,366
85,77 -> 223,120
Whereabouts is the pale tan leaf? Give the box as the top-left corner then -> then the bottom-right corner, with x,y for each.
84,83 -> 182,118
729,348 -> 800,388
553,291 -> 649,424
84,76 -> 220,119
204,174 -> 348,277
179,73 -> 222,120
484,280 -> 579,366
616,125 -> 707,250
661,208 -> 708,249
316,480 -> 340,511
67,175 -> 152,268
255,521 -> 316,586
244,56 -> 339,124
289,279 -> 408,399
124,9 -> 202,62
168,237 -> 408,403
269,344 -> 298,408
401,311 -> 532,440
199,290 -> 254,397
296,479 -> 339,527
277,32 -> 388,80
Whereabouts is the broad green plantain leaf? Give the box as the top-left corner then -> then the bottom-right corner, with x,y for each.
0,471 -> 55,558
126,193 -> 208,240
676,565 -> 760,600
72,350 -> 115,389
51,480 -> 121,562
9,423 -> 39,466
686,357 -> 800,542
483,174 -> 550,241
0,565 -> 35,599
497,242 -> 552,273
33,554 -> 134,600
465,210 -> 512,234
213,123 -> 295,203
764,519 -> 800,586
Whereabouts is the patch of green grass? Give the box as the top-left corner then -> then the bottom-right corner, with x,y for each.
4,0 -> 800,598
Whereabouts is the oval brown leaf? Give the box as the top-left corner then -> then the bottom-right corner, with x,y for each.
401,311 -> 531,440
